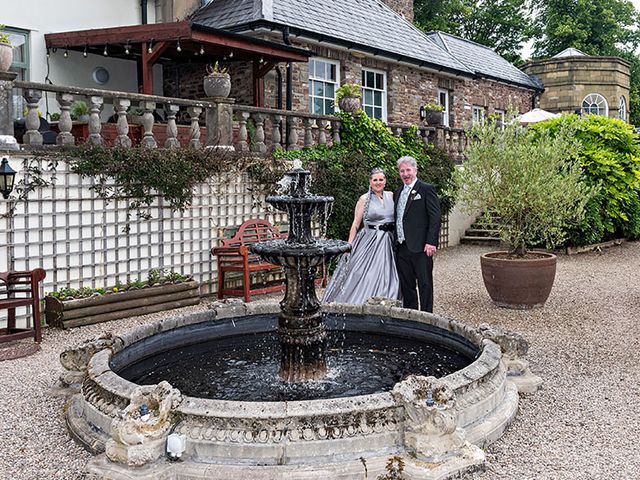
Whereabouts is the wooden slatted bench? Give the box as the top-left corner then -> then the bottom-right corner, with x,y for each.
212,219 -> 286,302
0,268 -> 47,343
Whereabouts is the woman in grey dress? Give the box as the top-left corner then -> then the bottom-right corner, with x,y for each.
323,168 -> 400,304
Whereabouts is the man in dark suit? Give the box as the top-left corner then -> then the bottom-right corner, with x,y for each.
394,156 -> 441,312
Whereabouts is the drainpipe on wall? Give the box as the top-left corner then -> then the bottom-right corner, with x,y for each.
283,27 -> 293,111
141,0 -> 148,24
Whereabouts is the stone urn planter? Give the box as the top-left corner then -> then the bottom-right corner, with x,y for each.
203,63 -> 231,98
338,95 -> 361,114
45,280 -> 200,328
480,252 -> 557,309
0,42 -> 13,72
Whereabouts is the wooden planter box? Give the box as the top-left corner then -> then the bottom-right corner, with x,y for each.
45,280 -> 200,329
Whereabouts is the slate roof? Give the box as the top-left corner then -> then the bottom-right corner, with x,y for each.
191,0 -> 539,89
191,0 -> 473,75
425,32 -> 540,89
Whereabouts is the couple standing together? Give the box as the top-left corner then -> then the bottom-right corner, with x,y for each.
323,156 -> 441,312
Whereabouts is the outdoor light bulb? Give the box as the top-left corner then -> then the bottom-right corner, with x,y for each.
125,44 -> 130,55
63,48 -> 69,58
148,45 -> 153,54
176,40 -> 181,52
46,48 -> 50,58
83,45 -> 88,58
103,44 -> 108,56
199,45 -> 204,55
229,51 -> 234,58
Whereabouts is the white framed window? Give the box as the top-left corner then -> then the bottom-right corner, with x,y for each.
582,93 -> 608,116
472,105 -> 485,125
438,89 -> 449,127
361,68 -> 386,120
1,26 -> 29,120
309,58 -> 339,115
493,109 -> 505,125
619,96 -> 627,121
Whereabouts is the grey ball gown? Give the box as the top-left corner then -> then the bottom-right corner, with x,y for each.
323,190 -> 400,304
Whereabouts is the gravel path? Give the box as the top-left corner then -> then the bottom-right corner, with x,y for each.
1,242 -> 638,479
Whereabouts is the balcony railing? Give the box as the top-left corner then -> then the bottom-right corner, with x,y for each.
0,75 -> 466,159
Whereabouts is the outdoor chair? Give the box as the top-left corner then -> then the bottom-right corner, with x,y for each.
0,268 -> 46,343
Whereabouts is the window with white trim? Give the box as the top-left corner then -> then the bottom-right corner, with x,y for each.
472,105 -> 485,125
493,109 -> 505,124
438,89 -> 449,127
361,68 -> 386,120
581,93 -> 608,116
309,58 -> 339,115
619,96 -> 627,121
1,26 -> 29,120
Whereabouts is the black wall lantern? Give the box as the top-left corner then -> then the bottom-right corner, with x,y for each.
419,105 -> 427,121
0,157 -> 17,199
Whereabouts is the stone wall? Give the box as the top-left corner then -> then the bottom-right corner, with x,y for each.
161,37 -> 536,129
522,56 -> 631,119
380,0 -> 414,22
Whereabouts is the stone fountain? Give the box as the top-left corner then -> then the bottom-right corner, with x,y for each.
61,162 -> 542,479
250,161 -> 350,382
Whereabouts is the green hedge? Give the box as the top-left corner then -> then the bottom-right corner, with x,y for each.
532,114 -> 640,245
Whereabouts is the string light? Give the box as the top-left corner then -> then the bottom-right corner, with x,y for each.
103,43 -> 108,56
228,51 -> 234,58
259,56 -> 264,64
46,48 -> 50,58
176,39 -> 181,52
199,44 -> 204,55
63,46 -> 69,58
147,39 -> 154,54
125,41 -> 131,55
83,44 -> 88,58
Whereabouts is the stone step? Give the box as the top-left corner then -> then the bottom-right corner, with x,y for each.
460,235 -> 502,246
465,228 -> 500,237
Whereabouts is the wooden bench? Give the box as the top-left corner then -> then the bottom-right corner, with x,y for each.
212,219 -> 286,302
0,268 -> 47,343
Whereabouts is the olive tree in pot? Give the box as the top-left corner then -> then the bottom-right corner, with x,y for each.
203,62 -> 231,98
457,116 -> 596,309
336,83 -> 362,114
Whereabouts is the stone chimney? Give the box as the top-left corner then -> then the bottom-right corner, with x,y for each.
155,0 -> 201,22
380,0 -> 414,23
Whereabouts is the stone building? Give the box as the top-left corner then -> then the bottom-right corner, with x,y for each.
165,0 -> 541,129
521,48 -> 631,121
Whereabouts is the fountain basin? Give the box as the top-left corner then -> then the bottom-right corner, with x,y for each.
66,302 -> 521,479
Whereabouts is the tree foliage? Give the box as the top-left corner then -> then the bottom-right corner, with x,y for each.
458,118 -> 596,255
414,0 -> 533,63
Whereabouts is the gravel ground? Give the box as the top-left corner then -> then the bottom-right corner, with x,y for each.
1,242 -> 638,479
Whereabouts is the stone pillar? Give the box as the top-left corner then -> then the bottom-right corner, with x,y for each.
164,104 -> 180,149
140,101 -> 157,149
205,97 -> 235,150
0,71 -> 17,137
55,92 -> 74,146
88,95 -> 104,145
186,106 -> 202,149
236,110 -> 250,152
113,98 -> 132,148
23,89 -> 43,146
250,112 -> 266,154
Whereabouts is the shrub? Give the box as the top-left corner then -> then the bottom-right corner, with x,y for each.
532,114 -> 640,244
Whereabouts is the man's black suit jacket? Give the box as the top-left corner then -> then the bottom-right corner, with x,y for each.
394,179 -> 441,253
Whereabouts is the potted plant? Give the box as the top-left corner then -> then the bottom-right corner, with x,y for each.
0,26 -> 13,72
456,116 -> 596,309
70,100 -> 90,122
422,102 -> 445,125
203,61 -> 231,98
336,83 -> 362,113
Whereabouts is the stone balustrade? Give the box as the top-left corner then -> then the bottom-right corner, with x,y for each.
0,78 -> 467,161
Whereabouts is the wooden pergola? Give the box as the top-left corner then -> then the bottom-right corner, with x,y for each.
44,21 -> 311,106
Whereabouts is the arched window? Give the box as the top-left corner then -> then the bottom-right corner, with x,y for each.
581,93 -> 608,116
619,96 -> 627,121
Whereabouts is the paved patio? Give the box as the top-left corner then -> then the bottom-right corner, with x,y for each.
0,242 -> 638,479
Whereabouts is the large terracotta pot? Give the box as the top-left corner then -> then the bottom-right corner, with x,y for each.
203,73 -> 231,98
0,43 -> 13,72
480,251 -> 557,309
